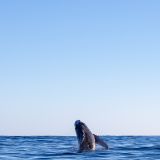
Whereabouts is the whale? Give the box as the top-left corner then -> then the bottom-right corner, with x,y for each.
74,120 -> 108,152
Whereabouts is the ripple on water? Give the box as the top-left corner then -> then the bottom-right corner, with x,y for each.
0,136 -> 160,160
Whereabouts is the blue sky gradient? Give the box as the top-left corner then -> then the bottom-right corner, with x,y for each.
0,0 -> 160,135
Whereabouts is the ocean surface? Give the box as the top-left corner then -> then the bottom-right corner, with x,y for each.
0,136 -> 160,159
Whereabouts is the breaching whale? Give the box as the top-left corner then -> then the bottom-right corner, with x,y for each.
74,120 -> 108,152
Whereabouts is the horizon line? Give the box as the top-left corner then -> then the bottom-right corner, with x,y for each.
0,134 -> 160,137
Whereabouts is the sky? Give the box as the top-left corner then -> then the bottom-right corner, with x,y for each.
0,0 -> 160,136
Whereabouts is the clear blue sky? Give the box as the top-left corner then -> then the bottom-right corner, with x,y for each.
0,0 -> 160,135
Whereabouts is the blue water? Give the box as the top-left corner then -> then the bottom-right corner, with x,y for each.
0,136 -> 160,159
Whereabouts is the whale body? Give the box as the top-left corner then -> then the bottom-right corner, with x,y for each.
74,120 -> 108,152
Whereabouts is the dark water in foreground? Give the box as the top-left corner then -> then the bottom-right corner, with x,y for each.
0,136 -> 160,159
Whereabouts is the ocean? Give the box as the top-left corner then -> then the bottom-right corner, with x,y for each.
0,136 -> 160,159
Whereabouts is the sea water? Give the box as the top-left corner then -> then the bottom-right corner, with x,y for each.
0,136 -> 160,159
